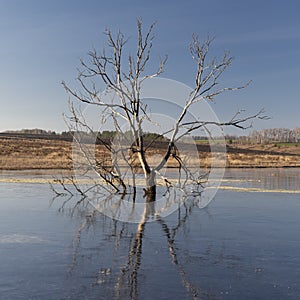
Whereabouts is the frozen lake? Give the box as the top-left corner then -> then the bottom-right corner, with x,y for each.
0,168 -> 300,299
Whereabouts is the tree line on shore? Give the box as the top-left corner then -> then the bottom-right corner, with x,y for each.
225,127 -> 300,144
2,129 -> 167,142
3,127 -> 300,145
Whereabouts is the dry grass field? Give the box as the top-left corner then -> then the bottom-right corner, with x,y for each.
0,137 -> 72,170
1,136 -> 300,170
226,144 -> 300,167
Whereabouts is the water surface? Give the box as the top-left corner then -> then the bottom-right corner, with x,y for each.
0,169 -> 300,299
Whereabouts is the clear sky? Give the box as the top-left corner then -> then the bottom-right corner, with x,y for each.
0,0 -> 299,134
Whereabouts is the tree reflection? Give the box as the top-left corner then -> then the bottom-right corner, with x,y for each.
56,194 -> 216,299
114,200 -> 153,300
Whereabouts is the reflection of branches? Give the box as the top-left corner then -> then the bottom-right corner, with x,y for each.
69,214 -> 94,273
158,217 -> 200,299
156,200 -> 214,300
55,192 -> 219,299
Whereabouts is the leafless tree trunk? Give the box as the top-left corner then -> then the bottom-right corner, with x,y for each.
60,19 -> 266,200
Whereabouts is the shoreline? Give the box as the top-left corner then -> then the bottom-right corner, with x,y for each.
1,165 -> 300,171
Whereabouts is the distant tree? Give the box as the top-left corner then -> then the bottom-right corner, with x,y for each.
247,127 -> 300,144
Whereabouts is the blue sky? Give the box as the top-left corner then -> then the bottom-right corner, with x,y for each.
0,0 -> 299,134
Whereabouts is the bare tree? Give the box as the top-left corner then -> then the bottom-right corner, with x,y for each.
61,19 -> 265,201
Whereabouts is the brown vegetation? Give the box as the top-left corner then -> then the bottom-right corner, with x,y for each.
226,144 -> 300,167
1,136 -> 300,170
0,137 -> 72,170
